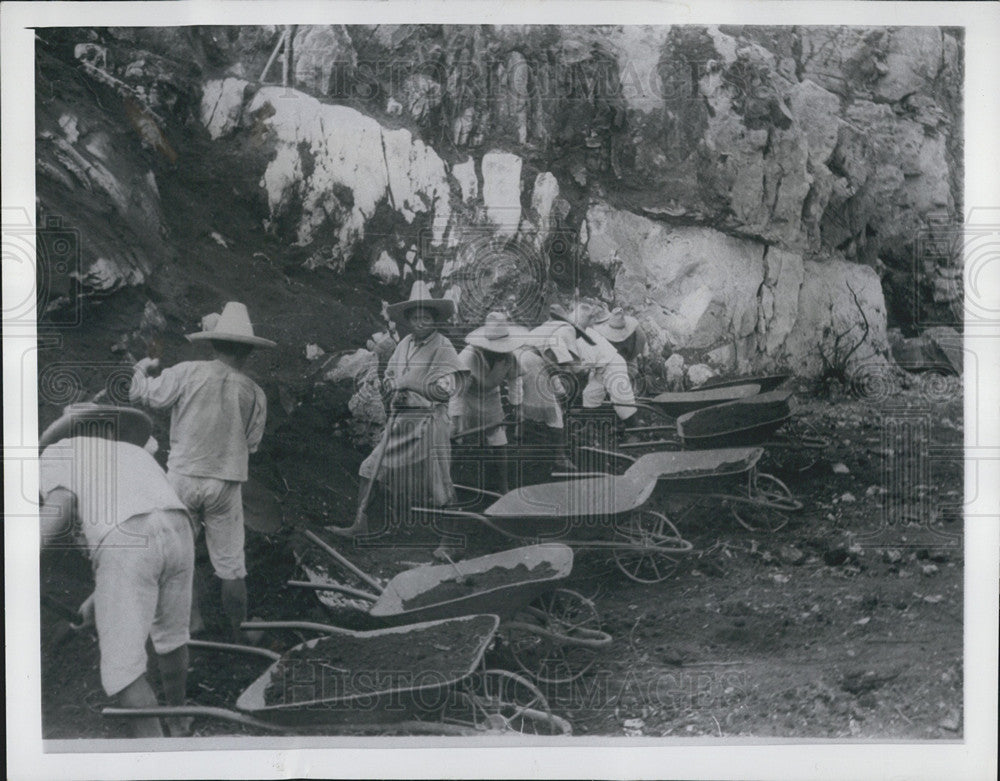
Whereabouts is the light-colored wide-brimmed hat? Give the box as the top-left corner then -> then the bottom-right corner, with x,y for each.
547,303 -> 596,346
529,320 -> 581,364
186,302 -> 276,348
386,280 -> 455,322
39,403 -> 153,450
593,306 -> 639,342
466,312 -> 530,353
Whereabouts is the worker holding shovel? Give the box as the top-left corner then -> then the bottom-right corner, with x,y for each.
328,281 -> 465,554
129,301 -> 274,643
39,404 -> 194,738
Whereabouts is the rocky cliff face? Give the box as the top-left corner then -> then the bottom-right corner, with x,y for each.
36,25 -> 962,387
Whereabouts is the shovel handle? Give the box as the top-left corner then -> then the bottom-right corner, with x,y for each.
301,529 -> 384,593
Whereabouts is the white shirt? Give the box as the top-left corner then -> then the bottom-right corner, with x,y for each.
576,328 -> 637,419
129,359 -> 266,481
40,437 -> 188,552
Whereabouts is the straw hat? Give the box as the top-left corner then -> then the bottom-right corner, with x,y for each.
39,403 -> 153,450
593,306 -> 639,342
386,280 -> 455,322
466,312 -> 530,353
528,320 -> 581,364
547,303 -> 595,346
187,302 -> 276,348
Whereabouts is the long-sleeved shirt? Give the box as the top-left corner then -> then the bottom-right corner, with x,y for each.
449,345 -> 518,435
129,359 -> 266,482
511,348 -> 565,428
577,328 -> 637,420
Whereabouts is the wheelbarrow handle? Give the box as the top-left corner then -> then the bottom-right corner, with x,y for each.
451,419 -> 512,442
102,706 -> 491,737
241,619 -> 351,635
188,638 -> 282,661
301,528 -> 384,593
503,620 -> 613,650
102,705 -> 290,733
286,580 -> 379,602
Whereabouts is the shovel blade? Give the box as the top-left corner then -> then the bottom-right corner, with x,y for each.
242,478 -> 283,534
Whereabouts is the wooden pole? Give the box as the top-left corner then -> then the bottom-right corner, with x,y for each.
301,528 -> 385,593
259,28 -> 288,83
281,25 -> 292,87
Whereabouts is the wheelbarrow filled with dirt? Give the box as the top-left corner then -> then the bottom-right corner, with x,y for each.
292,535 -> 612,684
618,389 -> 826,454
635,382 -> 762,418
103,615 -> 571,736
617,383 -> 764,443
699,373 -> 791,393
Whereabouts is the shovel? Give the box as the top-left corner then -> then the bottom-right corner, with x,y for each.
241,476 -> 284,534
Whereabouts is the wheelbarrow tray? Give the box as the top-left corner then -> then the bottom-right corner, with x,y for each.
469,474 -> 658,541
484,474 -> 657,520
699,373 -> 791,393
371,544 -> 573,624
623,446 -> 764,486
644,383 -> 761,416
677,390 -> 794,449
234,614 -> 500,723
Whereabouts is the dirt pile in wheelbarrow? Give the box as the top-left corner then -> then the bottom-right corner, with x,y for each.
679,392 -> 791,437
263,616 -> 497,706
401,562 -> 559,611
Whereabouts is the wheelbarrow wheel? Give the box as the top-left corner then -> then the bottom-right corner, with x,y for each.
727,473 -> 801,533
752,472 -> 802,512
448,669 -> 571,735
612,510 -> 692,584
505,589 -> 608,685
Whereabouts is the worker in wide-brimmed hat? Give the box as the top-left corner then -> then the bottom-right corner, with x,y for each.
563,302 -> 637,422
592,306 -> 646,385
450,312 -> 530,495
129,301 -> 273,642
330,280 -> 465,542
39,403 -> 194,737
509,304 -> 588,476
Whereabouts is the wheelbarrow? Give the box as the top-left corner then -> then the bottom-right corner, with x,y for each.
103,615 -> 571,736
411,473 -> 694,585
700,373 -> 791,393
633,382 -> 762,417
292,534 -> 612,685
617,389 -> 827,457
577,445 -> 802,534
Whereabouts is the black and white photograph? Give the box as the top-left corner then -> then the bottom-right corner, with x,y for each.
4,1 -> 998,779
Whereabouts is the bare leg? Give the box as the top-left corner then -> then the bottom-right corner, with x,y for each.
117,675 -> 164,738
433,512 -> 462,561
327,477 -> 372,537
549,426 -> 576,473
156,644 -> 190,736
189,567 -> 205,635
219,577 -> 247,643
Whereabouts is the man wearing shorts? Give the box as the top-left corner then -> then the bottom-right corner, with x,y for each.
129,301 -> 274,641
39,404 -> 193,738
